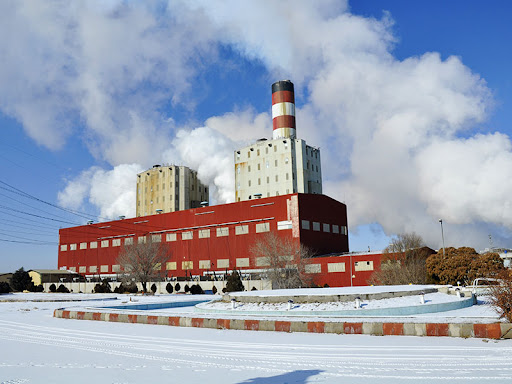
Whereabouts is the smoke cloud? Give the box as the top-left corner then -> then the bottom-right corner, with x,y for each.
3,1 -> 511,249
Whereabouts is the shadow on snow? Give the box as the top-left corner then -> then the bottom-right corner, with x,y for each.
237,369 -> 324,384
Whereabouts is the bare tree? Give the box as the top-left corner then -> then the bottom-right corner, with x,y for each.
369,232 -> 433,285
117,237 -> 169,293
250,232 -> 313,289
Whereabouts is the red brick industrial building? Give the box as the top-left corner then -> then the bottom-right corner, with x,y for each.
58,193 -> 382,287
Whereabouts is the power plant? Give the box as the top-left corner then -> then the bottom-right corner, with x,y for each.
58,81 -> 384,288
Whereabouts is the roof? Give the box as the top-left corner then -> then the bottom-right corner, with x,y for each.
28,269 -> 78,275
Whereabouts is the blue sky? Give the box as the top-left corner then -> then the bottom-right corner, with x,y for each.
1,0 -> 512,272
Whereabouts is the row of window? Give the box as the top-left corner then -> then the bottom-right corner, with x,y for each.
66,260 -> 373,274
60,222 -> 274,251
301,220 -> 348,235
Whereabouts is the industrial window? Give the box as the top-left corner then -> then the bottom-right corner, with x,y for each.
166,233 -> 177,242
124,238 -> 133,245
182,261 -> 193,270
332,225 -> 339,234
285,157 -> 289,164
255,222 -> 270,233
328,262 -> 345,273
138,236 -> 146,244
235,225 -> 249,235
112,239 -> 121,247
248,180 -> 251,187
236,258 -> 249,267
279,255 -> 293,262
101,240 -> 109,248
217,259 -> 229,268
258,178 -> 261,185
151,234 -> 161,243
60,244 -> 67,251
69,267 -> 76,272
276,191 -> 279,196
286,173 -> 289,180
341,226 -> 348,235
89,266 -> 97,273
286,189 -> 289,194
166,262 -> 177,270
216,227 -> 229,237
275,175 -> 278,182
247,151 -> 250,158
100,265 -> 109,273
323,223 -> 330,232
257,149 -> 260,156
255,257 -> 269,267
80,242 -> 87,250
70,244 -> 77,251
199,260 -> 211,269
316,165 -> 319,172
277,220 -> 293,230
258,163 -> 261,171
312,222 -> 320,231
182,231 -> 193,240
354,261 -> 374,271
199,229 -> 210,238
301,220 -> 310,230
112,265 -> 121,273
275,159 -> 278,167
79,266 -> 86,273
305,264 -> 321,274
274,145 -> 277,152
266,176 -> 269,184
248,165 -> 251,172
90,241 -> 98,248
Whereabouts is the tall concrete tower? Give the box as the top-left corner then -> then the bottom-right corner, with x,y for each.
234,80 -> 322,202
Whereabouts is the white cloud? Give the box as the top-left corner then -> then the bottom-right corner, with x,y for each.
6,1 -> 512,250
58,164 -> 143,220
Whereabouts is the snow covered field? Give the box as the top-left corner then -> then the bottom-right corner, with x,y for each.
1,293 -> 512,383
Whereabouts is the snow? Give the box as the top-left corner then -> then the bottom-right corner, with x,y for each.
229,285 -> 441,296
1,292 -> 512,383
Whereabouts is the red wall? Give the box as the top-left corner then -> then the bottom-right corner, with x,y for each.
58,194 -> 351,280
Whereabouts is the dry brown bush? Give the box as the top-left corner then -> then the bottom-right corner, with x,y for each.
489,270 -> 512,323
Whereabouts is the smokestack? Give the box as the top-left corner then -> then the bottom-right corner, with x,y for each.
272,80 -> 296,140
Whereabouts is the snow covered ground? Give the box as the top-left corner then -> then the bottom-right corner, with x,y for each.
1,292 -> 512,383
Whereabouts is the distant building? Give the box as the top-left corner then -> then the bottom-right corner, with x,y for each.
234,80 -> 321,202
136,165 -> 209,217
28,269 -> 79,285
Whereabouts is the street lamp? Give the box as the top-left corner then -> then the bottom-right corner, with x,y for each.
439,219 -> 445,257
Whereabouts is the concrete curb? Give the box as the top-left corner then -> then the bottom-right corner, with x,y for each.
53,309 -> 512,339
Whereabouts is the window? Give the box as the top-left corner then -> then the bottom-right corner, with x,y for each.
182,261 -> 193,270
166,233 -> 177,242
286,173 -> 289,180
332,225 -> 339,234
182,231 -> 193,240
101,240 -> 109,248
89,266 -> 97,273
285,157 -> 289,164
258,178 -> 261,185
237,165 -> 240,174
275,175 -> 278,182
124,238 -> 133,245
257,149 -> 260,156
328,263 -> 345,273
248,165 -> 251,172
247,151 -> 250,158
236,258 -> 249,267
278,220 -> 293,230
216,227 -> 229,237
235,225 -> 249,235
248,180 -> 251,187
80,242 -> 87,250
70,244 -> 77,251
323,223 -> 330,232
199,260 -> 211,269
256,222 -> 270,233
305,264 -> 321,274
199,229 -> 210,238
138,236 -> 146,244
312,222 -> 320,231
301,220 -> 310,230
256,257 -> 269,267
266,176 -> 269,184
217,259 -> 229,268
275,159 -> 278,167
90,241 -> 98,248
112,239 -> 121,247
266,161 -> 269,168
274,145 -> 277,152
354,261 -> 374,271
258,163 -> 261,171
112,265 -> 121,273
60,244 -> 68,251
100,265 -> 109,273
166,262 -> 177,270
151,234 -> 161,243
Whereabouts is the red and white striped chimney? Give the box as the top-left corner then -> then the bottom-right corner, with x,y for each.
272,80 -> 296,140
